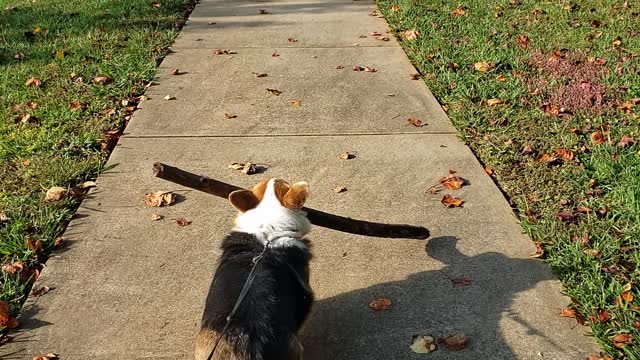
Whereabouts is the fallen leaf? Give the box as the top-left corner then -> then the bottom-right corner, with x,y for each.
591,20 -> 606,28
583,248 -> 602,257
409,73 -> 420,80
368,298 -> 392,311
447,62 -> 460,71
0,211 -> 9,224
333,186 -> 347,193
364,67 -> 377,72
450,276 -> 471,287
15,113 -> 33,124
339,152 -> 355,160
538,153 -> 558,163
54,237 -> 64,248
441,333 -> 469,351
487,98 -> 504,106
451,8 -> 466,16
556,210 -> 577,223
176,217 -> 192,226
390,4 -> 400,12
253,72 -> 267,78
374,35 -> 389,41
32,285 -> 50,297
228,162 -> 258,175
410,335 -> 436,353
288,37 -> 298,42
45,187 -> 66,201
484,165 -> 493,175
576,206 -> 593,213
93,76 -> 112,85
0,300 -> 18,329
291,100 -> 302,106
272,53 -> 280,57
621,291 -> 634,302
170,68 -> 180,75
224,113 -> 238,119
55,50 -> 65,58
555,149 -> 575,161
407,118 -> 425,127
618,135 -> 635,147
266,88 -> 282,96
530,242 -> 544,258
591,131 -> 606,144
151,1 -> 161,7
213,49 -> 236,55
208,21 -> 216,25
69,99 -> 84,111
428,187 -> 438,194
599,309 -> 610,322
25,77 -> 42,87
352,65 -> 364,71
259,9 -> 269,14
163,95 -> 175,101
517,34 -> 530,48
440,174 -> 465,190
403,29 -> 420,40
441,195 -> 463,208
80,181 -> 97,189
612,36 -> 622,46
335,65 -> 344,69
495,74 -> 507,81
32,354 -> 58,360
144,191 -> 176,207
613,333 -> 633,348
474,61 -> 492,72
151,213 -> 164,221
560,308 -> 577,318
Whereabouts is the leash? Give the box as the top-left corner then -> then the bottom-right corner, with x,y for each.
206,240 -> 272,360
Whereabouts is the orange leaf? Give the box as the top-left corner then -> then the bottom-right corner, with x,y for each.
176,218 -> 192,226
368,298 -> 392,311
407,118 -> 425,127
598,309 -> 610,322
613,333 -> 633,348
591,131 -> 606,144
516,34 -> 530,49
451,8 -> 465,16
555,149 -> 575,162
560,308 -> 576,318
621,291 -> 634,302
439,174 -> 464,190
441,195 -> 463,208
25,77 -> 41,87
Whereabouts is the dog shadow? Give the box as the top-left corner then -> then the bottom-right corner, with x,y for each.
301,236 -> 558,359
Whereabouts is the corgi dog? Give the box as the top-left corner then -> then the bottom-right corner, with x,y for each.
195,178 -> 314,360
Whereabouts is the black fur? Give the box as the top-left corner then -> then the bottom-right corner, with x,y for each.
200,232 -> 314,360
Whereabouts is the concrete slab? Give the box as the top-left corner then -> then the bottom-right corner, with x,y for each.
125,47 -> 454,136
5,136 -> 595,359
173,0 -> 395,49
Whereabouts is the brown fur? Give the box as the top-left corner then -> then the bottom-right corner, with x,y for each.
283,182 -> 309,209
229,179 -> 309,212
195,328 -> 239,360
250,178 -> 270,201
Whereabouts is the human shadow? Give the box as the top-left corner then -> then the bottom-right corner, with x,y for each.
301,236 -> 559,359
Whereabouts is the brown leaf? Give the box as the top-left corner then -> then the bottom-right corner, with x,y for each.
259,9 -> 269,14
555,149 -> 575,162
450,276 -> 471,287
484,165 -> 493,175
409,73 -> 420,80
621,291 -> 634,302
487,98 -> 504,106
441,195 -> 463,208
530,242 -> 544,258
560,308 -> 577,318
25,77 -> 42,87
390,4 -> 400,12
403,29 -> 420,40
591,20 -> 606,28
213,49 -> 236,55
339,152 -> 355,160
291,100 -> 302,106
0,300 -> 19,329
474,61 -> 491,72
253,72 -> 267,78
428,187 -> 438,194
144,191 -> 176,207
576,206 -> 593,214
25,101 -> 38,109
599,309 -> 610,322
407,118 -> 425,127
368,298 -> 392,311
93,76 -> 112,85
374,35 -> 389,41
556,210 -> 577,223
228,162 -> 258,175
224,113 -> 238,119
176,217 -> 192,226
591,131 -> 606,144
287,37 -> 298,42
583,248 -> 602,257
364,67 -> 377,72
612,36 -> 622,46
54,237 -> 65,248
151,1 -> 161,7
538,153 -> 558,163
163,94 -> 175,101
69,99 -> 84,111
45,187 -> 67,201
440,174 -> 465,190
151,213 -> 164,221
617,135 -> 635,147
272,53 -> 279,57
32,285 -> 51,297
451,8 -> 466,16
352,65 -> 364,71
335,65 -> 344,69
442,333 -> 469,351
495,74 -> 507,82
333,186 -> 347,193
266,88 -> 282,96
410,335 -> 436,353
613,333 -> 633,348
516,34 -> 530,49
32,354 -> 59,360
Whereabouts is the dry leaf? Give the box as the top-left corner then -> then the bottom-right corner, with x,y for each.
272,53 -> 279,57
151,2 -> 161,7
409,73 -> 420,80
612,36 -> 622,46
151,213 -> 164,221
516,35 -> 530,48
474,61 -> 491,72
555,149 -> 575,162
598,309 -> 610,322
213,49 -> 236,55
288,37 -> 298,42
450,276 -> 471,287
291,100 -> 302,106
25,77 -> 42,87
368,298 -> 392,311
591,131 -> 606,144
428,187 -> 438,194
32,285 -> 50,297
538,153 -> 558,163
484,165 -> 493,175
32,354 -> 58,360
440,174 -> 464,190
176,217 -> 192,226
339,152 -> 355,160
253,72 -> 267,78
618,135 -> 635,147
80,181 -> 96,189
224,113 -> 238,119
560,308 -> 577,318
170,68 -> 180,75
259,9 -> 269,14
556,210 -> 577,223
335,65 -> 344,69
69,100 -> 83,111
374,35 -> 389,41
0,211 -> 9,224
390,4 -> 400,12
403,29 -> 420,40
496,74 -> 507,81
364,67 -> 377,72
407,118 -> 425,127
266,88 -> 282,96
583,249 -> 602,257
441,195 -> 463,208
333,186 -> 347,193
0,300 -> 18,329
531,243 -> 544,258
410,335 -> 436,353
487,98 -> 504,106
242,163 -> 257,175
451,8 -> 466,16
442,333 -> 469,351
621,291 -> 634,302
591,20 -> 606,28
54,237 -> 65,248
352,65 -> 364,71
613,333 -> 633,348
144,191 -> 176,207
93,76 -> 112,85
45,187 -> 66,201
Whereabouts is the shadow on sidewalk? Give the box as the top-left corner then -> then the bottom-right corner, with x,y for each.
301,236 -> 559,359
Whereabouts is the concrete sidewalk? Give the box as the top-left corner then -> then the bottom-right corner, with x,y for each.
5,0 -> 597,359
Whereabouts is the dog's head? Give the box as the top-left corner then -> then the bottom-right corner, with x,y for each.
229,178 -> 311,239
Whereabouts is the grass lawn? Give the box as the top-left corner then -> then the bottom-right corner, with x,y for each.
379,0 -> 640,358
0,0 -> 195,336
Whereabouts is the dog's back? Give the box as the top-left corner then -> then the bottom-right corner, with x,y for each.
196,178 -> 314,360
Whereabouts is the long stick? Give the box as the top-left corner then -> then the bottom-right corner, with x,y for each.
152,163 -> 429,240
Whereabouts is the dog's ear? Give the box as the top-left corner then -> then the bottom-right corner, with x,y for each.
229,189 -> 260,212
283,181 -> 309,209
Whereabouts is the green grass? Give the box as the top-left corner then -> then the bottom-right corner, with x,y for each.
379,0 -> 640,358
0,0 -> 195,332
